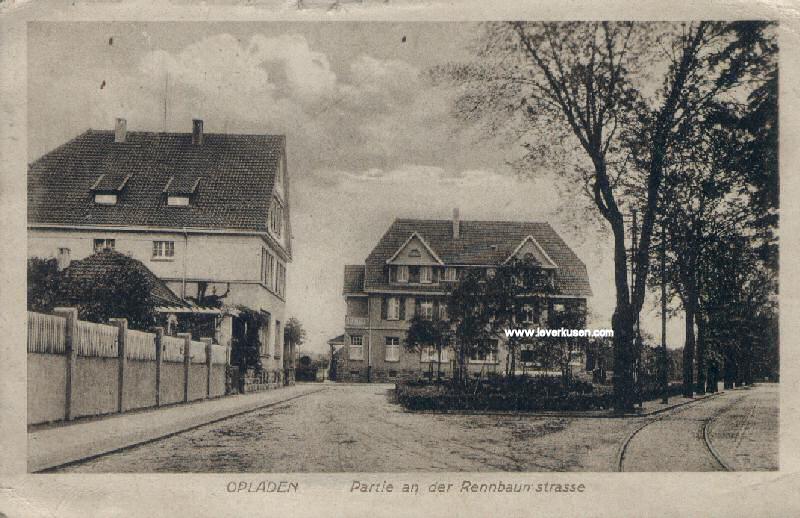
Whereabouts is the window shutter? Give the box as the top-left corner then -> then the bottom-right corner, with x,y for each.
414,298 -> 421,317
433,300 -> 440,319
381,297 -> 387,320
407,298 -> 415,319
389,266 -> 395,283
399,297 -> 406,320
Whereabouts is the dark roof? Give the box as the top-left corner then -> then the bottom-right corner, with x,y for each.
61,250 -> 186,307
362,219 -> 592,297
327,334 -> 346,345
28,129 -> 289,254
343,265 -> 365,294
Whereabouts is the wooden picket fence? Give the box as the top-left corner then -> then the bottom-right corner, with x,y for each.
27,311 -> 230,365
75,320 -> 118,358
27,311 -> 67,354
126,329 -> 156,361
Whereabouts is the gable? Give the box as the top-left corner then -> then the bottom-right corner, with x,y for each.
385,233 -> 443,265
506,236 -> 558,268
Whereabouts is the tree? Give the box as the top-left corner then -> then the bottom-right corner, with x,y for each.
482,258 -> 554,378
230,306 -> 269,373
447,269 -> 494,385
27,257 -> 61,312
58,256 -> 158,330
284,317 -> 307,349
404,314 -> 452,381
436,22 -> 773,411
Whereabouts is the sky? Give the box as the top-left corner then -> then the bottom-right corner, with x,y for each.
27,21 -> 686,354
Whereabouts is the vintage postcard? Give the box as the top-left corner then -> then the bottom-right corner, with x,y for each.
0,1 -> 797,517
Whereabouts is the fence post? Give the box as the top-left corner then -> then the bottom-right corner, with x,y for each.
179,333 -> 192,403
53,307 -> 78,421
154,327 -> 164,407
109,318 -> 128,413
202,338 -> 213,398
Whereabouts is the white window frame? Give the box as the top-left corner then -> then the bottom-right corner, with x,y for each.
152,240 -> 175,260
387,297 -> 400,321
522,304 -> 535,324
396,265 -> 409,283
349,335 -> 364,360
93,238 -> 116,252
269,198 -> 284,238
421,345 -> 448,363
94,193 -> 118,205
385,337 -> 400,362
420,266 -> 433,284
444,267 -> 457,281
166,195 -> 191,206
420,301 -> 434,321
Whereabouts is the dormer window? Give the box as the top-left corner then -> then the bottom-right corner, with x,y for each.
94,193 -> 118,205
409,248 -> 421,258
163,176 -> 199,207
167,195 -> 191,207
90,173 -> 130,205
444,267 -> 457,281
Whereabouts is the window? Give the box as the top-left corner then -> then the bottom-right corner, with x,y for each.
386,297 -> 400,320
260,314 -> 271,356
419,300 -> 434,320
420,266 -> 433,284
152,240 -> 175,260
409,248 -> 421,258
57,248 -> 71,270
396,265 -> 409,283
553,303 -> 566,313
388,370 -> 398,378
349,335 -> 364,360
261,248 -> 276,287
444,267 -> 457,281
470,340 -> 498,363
522,304 -> 535,324
385,337 -> 400,362
274,321 -> 281,359
438,303 -> 448,321
486,267 -> 497,279
421,346 -> 448,363
269,199 -> 284,238
166,195 -> 190,206
93,239 -> 115,252
94,193 -> 117,205
275,262 -> 286,298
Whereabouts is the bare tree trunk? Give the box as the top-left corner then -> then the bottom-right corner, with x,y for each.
696,310 -> 707,395
682,292 -> 696,398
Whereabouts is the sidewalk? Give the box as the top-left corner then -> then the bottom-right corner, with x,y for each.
28,383 -> 327,472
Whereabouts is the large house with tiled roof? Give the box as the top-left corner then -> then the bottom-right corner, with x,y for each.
338,210 -> 592,383
27,118 -> 294,385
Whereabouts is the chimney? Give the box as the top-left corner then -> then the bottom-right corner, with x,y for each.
452,208 -> 460,239
114,118 -> 127,143
192,119 -> 203,145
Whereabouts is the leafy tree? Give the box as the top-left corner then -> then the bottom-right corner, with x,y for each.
435,22 -> 773,411
27,257 -> 61,312
230,306 -> 269,373
446,268 -> 494,385
284,317 -> 306,349
404,314 -> 452,381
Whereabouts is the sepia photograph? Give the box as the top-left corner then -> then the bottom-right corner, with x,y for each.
21,18 -> 778,480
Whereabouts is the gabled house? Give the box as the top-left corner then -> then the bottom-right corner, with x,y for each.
339,210 -> 592,382
27,118 -> 294,386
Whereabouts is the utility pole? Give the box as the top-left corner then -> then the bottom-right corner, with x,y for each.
661,222 -> 669,404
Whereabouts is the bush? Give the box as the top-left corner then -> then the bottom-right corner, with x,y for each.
395,377 -> 613,412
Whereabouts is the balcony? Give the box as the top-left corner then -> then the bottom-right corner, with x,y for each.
345,316 -> 368,328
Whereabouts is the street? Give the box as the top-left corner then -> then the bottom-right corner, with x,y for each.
56,383 -> 778,473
